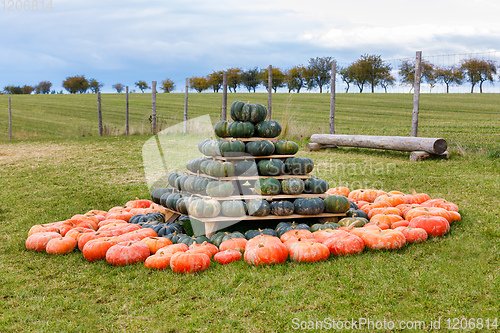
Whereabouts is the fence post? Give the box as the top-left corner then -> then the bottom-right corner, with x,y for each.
97,92 -> 103,136
411,51 -> 422,137
8,97 -> 12,140
267,65 -> 272,119
152,81 -> 157,134
330,61 -> 336,134
222,71 -> 228,121
125,86 -> 129,135
184,78 -> 188,134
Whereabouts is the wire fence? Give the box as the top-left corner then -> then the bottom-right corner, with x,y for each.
1,51 -> 498,153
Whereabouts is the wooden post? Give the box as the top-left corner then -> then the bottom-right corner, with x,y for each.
184,78 -> 188,134
267,65 -> 272,119
411,51 -> 422,137
151,81 -> 157,134
330,61 -> 336,134
8,97 -> 12,140
97,92 -> 103,136
125,86 -> 129,135
222,71 -> 228,121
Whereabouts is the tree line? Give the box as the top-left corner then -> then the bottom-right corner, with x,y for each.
1,55 -> 497,95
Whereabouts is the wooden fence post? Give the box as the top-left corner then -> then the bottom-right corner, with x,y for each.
184,78 -> 188,134
267,65 -> 272,119
8,97 -> 12,140
330,61 -> 336,134
152,81 -> 157,134
411,51 -> 422,137
125,86 -> 129,135
97,92 -> 103,136
222,71 -> 228,121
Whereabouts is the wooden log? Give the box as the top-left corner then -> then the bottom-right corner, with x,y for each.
410,150 -> 450,162
305,143 -> 338,152
310,134 -> 447,155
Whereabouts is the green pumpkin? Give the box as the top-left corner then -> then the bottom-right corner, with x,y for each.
201,139 -> 221,156
182,175 -> 199,193
235,160 -> 258,176
245,228 -> 277,239
275,221 -> 310,237
240,103 -> 268,123
168,172 -> 180,187
254,120 -> 282,138
270,200 -> 294,216
221,200 -> 247,217
227,121 -> 255,138
159,189 -> 178,207
175,174 -> 189,191
346,208 -> 369,219
193,177 -> 211,195
218,140 -> 245,157
150,188 -> 174,204
246,140 -> 275,156
294,197 -> 325,215
247,199 -> 271,217
303,176 -> 328,194
229,100 -> 246,121
198,139 -> 211,154
188,199 -> 221,218
179,235 -> 211,246
176,196 -> 200,215
338,217 -> 369,228
186,157 -> 206,173
214,120 -> 229,138
254,177 -> 281,195
310,222 -> 341,232
206,181 -> 235,197
284,157 -> 314,175
205,161 -> 235,177
274,140 -> 299,155
199,159 -> 213,175
257,159 -> 284,176
165,192 -> 182,210
324,195 -> 351,213
281,178 -> 305,195
210,231 -> 245,247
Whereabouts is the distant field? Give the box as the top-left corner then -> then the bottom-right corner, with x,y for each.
0,93 -> 499,151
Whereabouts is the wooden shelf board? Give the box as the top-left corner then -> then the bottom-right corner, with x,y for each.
187,171 -> 312,181
204,154 -> 295,160
219,137 -> 279,142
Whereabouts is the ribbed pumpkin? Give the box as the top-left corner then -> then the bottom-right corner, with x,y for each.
244,235 -> 288,266
237,103 -> 268,123
257,159 -> 284,176
247,199 -> 271,217
185,157 -> 206,173
270,200 -> 294,216
174,174 -> 189,191
221,200 -> 247,217
218,140 -> 245,157
200,139 -> 221,156
254,177 -> 281,195
168,172 -> 180,187
206,181 -> 235,197
324,195 -> 351,213
214,120 -> 229,138
274,140 -> 299,155
284,157 -> 314,175
204,161 -> 235,177
188,199 -> 221,218
294,197 -> 325,215
234,159 -> 258,176
246,140 -> 275,156
227,121 -> 255,138
254,120 -> 282,138
281,178 -> 305,195
303,176 -> 328,194
150,188 -> 173,204
229,100 -> 246,121
275,221 -> 311,238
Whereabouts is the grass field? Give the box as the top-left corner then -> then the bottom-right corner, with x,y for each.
0,93 -> 499,152
0,94 -> 499,332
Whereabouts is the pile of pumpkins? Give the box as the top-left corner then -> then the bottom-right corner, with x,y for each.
25,187 -> 460,274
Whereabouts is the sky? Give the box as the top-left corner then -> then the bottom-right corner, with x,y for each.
1,0 -> 499,93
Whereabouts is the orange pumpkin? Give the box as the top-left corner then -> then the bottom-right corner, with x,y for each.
394,226 -> 428,243
321,230 -> 365,255
396,204 -> 422,218
352,227 -> 406,250
374,194 -> 407,207
405,207 -> 452,223
141,237 -> 173,254
144,252 -> 171,270
360,201 -> 392,215
155,243 -> 189,266
408,215 -> 450,237
116,228 -> 157,242
65,227 -> 95,241
82,237 -> 119,261
45,236 -> 77,254
244,235 -> 288,265
369,213 -> 404,228
97,219 -> 129,229
219,238 -> 248,253
28,224 -> 60,237
280,229 -> 313,243
326,187 -> 350,197
125,198 -> 154,209
214,249 -> 242,265
420,199 -> 459,212
390,220 -> 410,229
106,241 -> 151,266
188,242 -> 219,258
287,239 -> 330,263
25,232 -> 61,252
313,228 -> 343,243
170,250 -> 211,273
348,189 -> 386,203
405,190 -> 431,204
367,207 -> 402,219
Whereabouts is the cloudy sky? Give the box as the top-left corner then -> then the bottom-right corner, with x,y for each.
1,0 -> 499,92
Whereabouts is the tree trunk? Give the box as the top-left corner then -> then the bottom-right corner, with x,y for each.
480,81 -> 484,93
310,134 -> 448,155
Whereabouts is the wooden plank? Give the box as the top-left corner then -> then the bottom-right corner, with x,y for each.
97,92 -> 102,136
330,61 -> 336,134
125,86 -> 129,135
218,137 -> 280,142
222,71 -> 228,121
186,171 -> 312,181
193,193 -> 328,201
412,51 -> 422,137
310,134 -> 447,155
205,154 -> 294,160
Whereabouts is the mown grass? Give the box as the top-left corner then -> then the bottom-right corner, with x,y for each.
1,132 -> 499,332
0,93 -> 499,152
